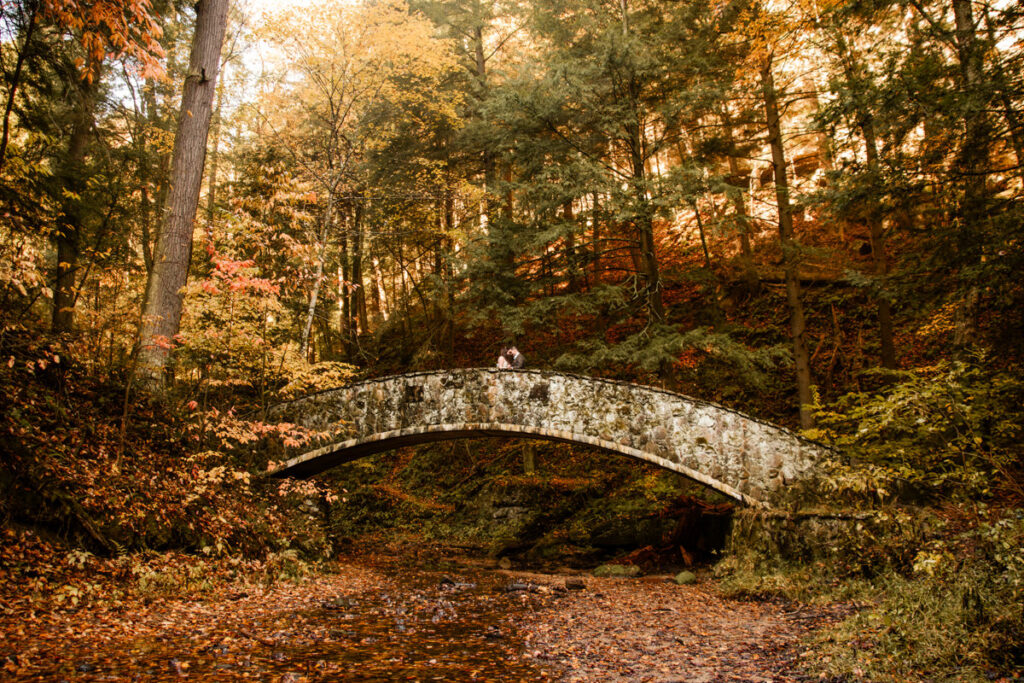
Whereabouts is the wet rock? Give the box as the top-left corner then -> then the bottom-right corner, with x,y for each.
674,571 -> 697,585
593,564 -> 640,578
439,576 -> 476,591
492,506 -> 531,521
319,596 -> 355,610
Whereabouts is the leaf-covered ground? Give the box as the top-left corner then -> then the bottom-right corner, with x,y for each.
0,546 -> 854,682
512,568 -> 855,682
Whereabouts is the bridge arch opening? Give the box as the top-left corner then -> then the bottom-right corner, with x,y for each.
307,434 -> 737,568
272,422 -> 758,505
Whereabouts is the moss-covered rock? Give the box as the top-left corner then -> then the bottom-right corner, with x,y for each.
674,570 -> 696,585
593,563 -> 640,578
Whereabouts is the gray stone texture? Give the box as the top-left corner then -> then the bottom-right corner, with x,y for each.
269,369 -> 826,506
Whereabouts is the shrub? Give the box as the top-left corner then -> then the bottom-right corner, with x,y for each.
810,360 -> 1024,503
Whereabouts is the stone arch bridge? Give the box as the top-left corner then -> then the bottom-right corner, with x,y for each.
269,369 -> 829,507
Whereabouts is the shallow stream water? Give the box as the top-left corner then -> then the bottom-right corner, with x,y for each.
8,552 -> 836,682
26,556 -> 558,682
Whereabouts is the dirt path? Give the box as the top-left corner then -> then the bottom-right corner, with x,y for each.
0,556 -> 848,682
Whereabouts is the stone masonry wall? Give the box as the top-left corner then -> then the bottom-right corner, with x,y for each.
270,369 -> 828,506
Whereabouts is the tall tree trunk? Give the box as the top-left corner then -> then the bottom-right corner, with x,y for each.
53,66 -> 100,332
621,0 -> 664,325
0,0 -> 39,173
205,71 -> 226,228
628,122 -> 664,323
807,85 -> 836,175
952,0 -> 990,232
489,162 -> 516,291
442,190 -> 455,363
139,81 -> 157,274
470,19 -> 500,252
762,56 -> 814,429
339,211 -> 352,354
371,256 -> 384,319
633,188 -> 664,323
352,201 -> 367,335
140,78 -> 168,274
136,0 -> 230,391
300,191 -> 334,360
591,192 -> 602,282
729,158 -> 761,293
861,117 -> 898,369
719,108 -> 760,293
563,200 -> 579,292
948,0 -> 988,348
691,200 -> 713,271
833,31 -> 898,369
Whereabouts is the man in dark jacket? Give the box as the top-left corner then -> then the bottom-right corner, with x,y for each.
507,346 -> 525,369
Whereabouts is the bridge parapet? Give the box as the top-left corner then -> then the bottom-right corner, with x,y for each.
270,369 -> 829,506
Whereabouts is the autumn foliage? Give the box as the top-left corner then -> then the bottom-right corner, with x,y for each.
0,0 -> 1023,678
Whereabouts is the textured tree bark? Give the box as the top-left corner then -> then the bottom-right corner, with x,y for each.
762,57 -> 814,429
140,79 -> 169,274
205,74 -> 226,228
300,192 -> 335,360
53,68 -> 100,332
136,0 -> 230,390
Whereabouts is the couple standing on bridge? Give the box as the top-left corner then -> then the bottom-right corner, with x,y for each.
496,346 -> 525,370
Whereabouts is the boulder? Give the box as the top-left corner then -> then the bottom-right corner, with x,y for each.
674,570 -> 697,585
592,564 -> 640,578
